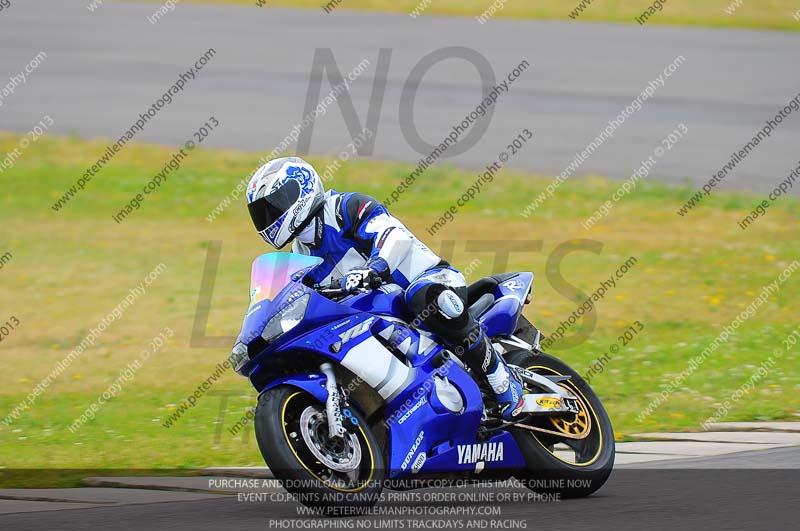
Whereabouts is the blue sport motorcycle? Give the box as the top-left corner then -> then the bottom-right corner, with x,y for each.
230,253 -> 614,513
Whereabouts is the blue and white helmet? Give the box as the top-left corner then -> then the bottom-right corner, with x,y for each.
246,157 -> 325,249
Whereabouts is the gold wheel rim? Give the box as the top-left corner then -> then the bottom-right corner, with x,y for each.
548,384 -> 591,438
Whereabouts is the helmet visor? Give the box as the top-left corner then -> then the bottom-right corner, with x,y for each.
247,179 -> 301,232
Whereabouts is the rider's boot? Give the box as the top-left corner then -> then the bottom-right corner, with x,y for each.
461,331 -> 525,421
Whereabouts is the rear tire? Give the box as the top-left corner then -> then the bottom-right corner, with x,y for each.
254,385 -> 384,515
503,350 -> 614,498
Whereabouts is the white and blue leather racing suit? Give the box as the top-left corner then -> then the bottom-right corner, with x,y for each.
291,190 -> 524,416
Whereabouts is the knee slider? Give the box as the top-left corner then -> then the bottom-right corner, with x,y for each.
436,289 -> 465,319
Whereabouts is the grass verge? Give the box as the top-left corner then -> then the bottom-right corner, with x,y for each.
0,132 -> 797,482
160,0 -> 800,32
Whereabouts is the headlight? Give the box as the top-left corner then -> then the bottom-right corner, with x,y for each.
261,293 -> 310,344
230,342 -> 249,375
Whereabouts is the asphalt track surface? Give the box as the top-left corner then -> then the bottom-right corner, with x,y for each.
4,447 -> 799,531
2,2 -> 800,192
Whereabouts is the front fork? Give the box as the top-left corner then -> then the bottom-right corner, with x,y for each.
319,362 -> 346,439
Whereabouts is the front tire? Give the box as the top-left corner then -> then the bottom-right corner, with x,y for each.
254,385 -> 384,515
504,350 -> 615,498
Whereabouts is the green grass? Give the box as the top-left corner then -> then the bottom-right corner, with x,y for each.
0,132 -> 798,485
161,0 -> 800,32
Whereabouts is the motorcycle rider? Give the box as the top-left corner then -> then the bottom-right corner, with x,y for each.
245,157 -> 525,420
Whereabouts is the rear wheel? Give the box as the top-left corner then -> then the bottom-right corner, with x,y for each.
254,385 -> 384,515
504,350 -> 614,498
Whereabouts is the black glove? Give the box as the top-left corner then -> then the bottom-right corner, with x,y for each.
343,268 -> 381,292
343,258 -> 389,292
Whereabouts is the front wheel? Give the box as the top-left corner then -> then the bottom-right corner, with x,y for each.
254,385 -> 384,515
504,350 -> 615,498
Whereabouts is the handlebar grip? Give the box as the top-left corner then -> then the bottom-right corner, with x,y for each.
318,285 -> 371,297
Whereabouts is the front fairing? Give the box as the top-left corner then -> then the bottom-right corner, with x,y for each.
232,256 -> 533,477
234,253 -> 360,376
237,253 -> 323,346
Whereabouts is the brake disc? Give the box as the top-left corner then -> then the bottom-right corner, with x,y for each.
299,406 -> 362,473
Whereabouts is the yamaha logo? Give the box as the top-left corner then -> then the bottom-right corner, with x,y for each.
457,442 -> 504,465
